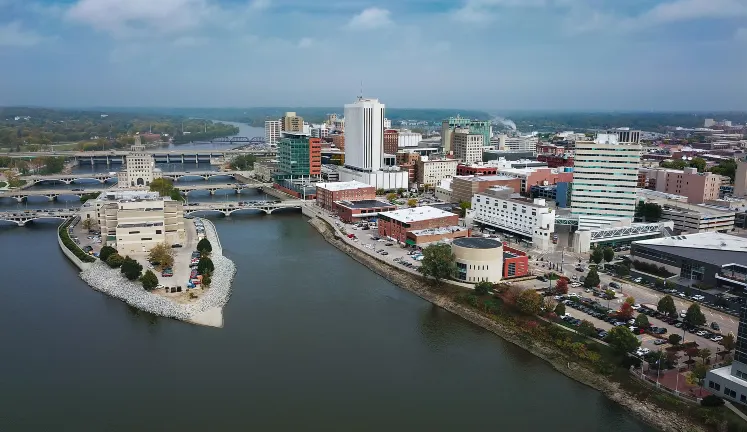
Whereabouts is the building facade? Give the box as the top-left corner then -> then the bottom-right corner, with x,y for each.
118,138 -> 155,189
416,158 -> 458,187
451,237 -> 504,283
735,158 -> 747,198
315,181 -> 376,211
471,186 -> 556,250
377,206 -> 459,244
281,112 -> 304,132
441,116 -> 491,153
333,200 -> 396,223
452,128 -> 484,165
264,120 -> 282,146
384,129 -> 399,155
344,97 -> 385,173
450,175 -> 523,204
277,133 -> 321,177
641,167 -> 726,204
571,132 -> 642,220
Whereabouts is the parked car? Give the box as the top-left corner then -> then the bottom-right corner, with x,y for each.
711,322 -> 721,331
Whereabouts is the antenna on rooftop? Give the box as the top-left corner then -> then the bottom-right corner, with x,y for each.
359,80 -> 363,100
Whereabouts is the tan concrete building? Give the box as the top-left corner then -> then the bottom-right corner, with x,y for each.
450,174 -> 522,204
416,158 -> 458,188
452,128 -> 483,165
640,167 -> 727,204
118,137 -> 155,189
451,237 -> 503,284
281,112 -> 304,132
735,158 -> 747,198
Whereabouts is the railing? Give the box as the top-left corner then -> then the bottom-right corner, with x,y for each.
628,369 -> 701,404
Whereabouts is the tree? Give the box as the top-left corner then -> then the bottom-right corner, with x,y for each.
81,218 -> 98,231
685,347 -> 699,364
516,289 -> 543,315
99,245 -> 117,262
701,395 -> 725,407
554,302 -> 566,316
555,278 -> 569,295
197,257 -> 214,275
147,242 -> 174,269
474,281 -> 492,296
603,247 -> 614,263
657,295 -> 677,318
590,248 -> 603,265
386,193 -> 398,203
229,154 -> 256,170
140,270 -> 159,291
197,238 -> 212,256
689,157 -> 706,173
202,272 -> 212,287
723,333 -> 736,352
604,288 -> 615,299
583,268 -> 600,289
106,253 -> 124,268
692,362 -> 708,388
668,334 -> 682,345
417,243 -> 456,284
396,188 -> 405,196
375,188 -> 385,196
616,264 -> 630,277
635,201 -> 663,222
618,302 -> 634,320
684,303 -> 706,327
634,314 -> 650,328
407,198 -> 418,208
458,201 -> 471,217
120,256 -> 143,281
699,348 -> 712,365
578,320 -> 597,337
169,188 -> 184,202
149,177 -> 176,197
625,296 -> 635,305
605,326 -> 640,354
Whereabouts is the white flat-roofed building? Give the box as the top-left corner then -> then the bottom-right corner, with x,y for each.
494,134 -> 539,155
94,191 -> 185,255
398,130 -> 422,148
344,97 -> 385,172
265,120 -> 282,146
471,186 -> 556,251
315,180 -> 376,211
639,194 -> 736,234
571,131 -> 642,222
417,158 -> 458,187
452,237 -> 504,283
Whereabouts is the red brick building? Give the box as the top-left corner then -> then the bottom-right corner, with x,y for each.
457,164 -> 500,176
503,244 -> 529,278
333,200 -> 396,223
309,137 -> 322,176
316,181 -> 376,211
378,206 -> 460,244
331,134 -> 345,151
384,129 -> 399,155
537,154 -> 574,168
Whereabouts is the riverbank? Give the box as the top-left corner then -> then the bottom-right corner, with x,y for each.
68,218 -> 235,328
306,216 -> 705,432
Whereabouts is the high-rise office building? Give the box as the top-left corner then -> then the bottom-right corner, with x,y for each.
452,128 -> 484,165
281,112 -> 304,132
441,116 -> 491,153
570,131 -> 642,219
277,132 -> 321,177
343,97 -> 385,172
265,120 -> 282,146
118,136 -> 155,189
735,157 -> 747,198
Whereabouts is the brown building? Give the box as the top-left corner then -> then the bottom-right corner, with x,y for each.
377,206 -> 460,244
315,181 -> 376,211
281,112 -> 304,132
450,175 -> 523,204
405,226 -> 469,246
331,134 -> 345,151
384,129 -> 399,155
333,200 -> 396,223
396,151 -> 421,184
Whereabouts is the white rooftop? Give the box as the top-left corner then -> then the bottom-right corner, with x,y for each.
634,232 -> 747,252
380,206 -> 456,223
102,190 -> 161,201
315,181 -> 372,192
410,226 -> 467,236
455,174 -> 517,183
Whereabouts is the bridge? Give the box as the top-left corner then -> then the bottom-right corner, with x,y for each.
4,148 -> 277,164
0,209 -> 79,226
22,170 -> 248,186
184,200 -> 305,216
210,136 -> 265,144
0,181 -> 271,202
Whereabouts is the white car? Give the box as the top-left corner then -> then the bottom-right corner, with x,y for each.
696,330 -> 708,337
636,348 -> 651,356
711,336 -> 723,342
631,304 -> 642,310
692,295 -> 705,301
568,293 -> 580,298
570,282 -> 582,288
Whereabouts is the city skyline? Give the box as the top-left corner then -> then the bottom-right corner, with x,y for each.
0,0 -> 746,110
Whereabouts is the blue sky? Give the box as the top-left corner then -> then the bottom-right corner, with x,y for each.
0,0 -> 746,110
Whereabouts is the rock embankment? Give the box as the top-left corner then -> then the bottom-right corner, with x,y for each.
78,218 -> 235,327
307,217 -> 703,432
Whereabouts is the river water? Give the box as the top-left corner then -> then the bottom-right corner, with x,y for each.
0,214 -> 654,431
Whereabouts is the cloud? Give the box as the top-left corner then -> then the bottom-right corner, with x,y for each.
346,7 -> 393,30
297,37 -> 313,48
453,0 -> 567,23
249,0 -> 271,11
0,21 -> 44,47
638,0 -> 747,25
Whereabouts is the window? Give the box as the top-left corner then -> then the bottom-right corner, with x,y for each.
156,230 -> 162,234
141,238 -> 152,241
128,231 -> 140,234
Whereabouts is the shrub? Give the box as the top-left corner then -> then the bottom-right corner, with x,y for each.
120,256 -> 143,281
197,238 -> 212,256
58,219 -> 96,263
700,395 -> 725,407
140,270 -> 159,290
197,257 -> 214,275
106,253 -> 124,268
98,245 -> 117,262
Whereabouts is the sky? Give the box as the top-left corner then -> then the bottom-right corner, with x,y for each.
0,0 -> 746,111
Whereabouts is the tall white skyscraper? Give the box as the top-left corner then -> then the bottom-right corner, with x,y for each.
343,97 -> 385,172
571,131 -> 642,220
265,120 -> 281,146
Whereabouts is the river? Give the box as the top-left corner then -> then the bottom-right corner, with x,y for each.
0,215 -> 655,431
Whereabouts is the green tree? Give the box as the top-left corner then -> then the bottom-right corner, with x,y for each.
578,320 -> 597,337
634,314 -> 649,328
602,247 -> 614,263
616,264 -> 630,277
197,257 -> 215,275
515,289 -> 543,315
386,193 -> 398,203
98,245 -> 117,262
689,157 -> 706,173
657,295 -> 677,318
604,288 -> 615,299
605,326 -> 641,354
140,270 -> 159,291
375,188 -> 384,196
684,303 -> 706,327
474,281 -> 492,296
106,253 -> 124,268
668,334 -> 682,345
554,302 -> 566,316
229,154 -> 257,170
590,248 -> 603,265
417,243 -> 456,284
583,268 -> 600,289
120,256 -> 143,281
635,201 -> 662,222
149,177 -> 176,197
407,198 -> 418,208
723,333 -> 736,352
169,188 -> 184,202
197,238 -> 212,256
458,201 -> 471,217
692,362 -> 708,387
147,242 -> 175,269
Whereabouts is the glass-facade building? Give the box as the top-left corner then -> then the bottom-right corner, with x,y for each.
276,133 -> 321,178
441,116 -> 491,152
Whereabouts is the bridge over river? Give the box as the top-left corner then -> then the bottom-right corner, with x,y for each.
22,170 -> 251,186
5,147 -> 276,164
